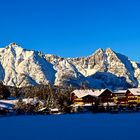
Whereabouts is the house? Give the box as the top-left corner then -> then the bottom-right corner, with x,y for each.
112,90 -> 127,105
94,89 -> 113,103
49,108 -> 61,114
70,89 -> 97,107
112,90 -> 127,97
70,89 -> 98,113
37,107 -> 49,115
0,102 -> 14,115
93,89 -> 118,109
126,88 -> 140,105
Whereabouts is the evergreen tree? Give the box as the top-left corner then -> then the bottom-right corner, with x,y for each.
0,81 -> 11,99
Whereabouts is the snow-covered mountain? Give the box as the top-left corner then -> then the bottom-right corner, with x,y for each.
0,43 -> 56,87
0,42 -> 140,89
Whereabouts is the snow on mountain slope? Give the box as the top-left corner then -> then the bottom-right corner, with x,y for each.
0,43 -> 56,87
45,47 -> 140,89
131,61 -> 140,86
0,42 -> 139,89
46,54 -> 85,87
105,48 -> 138,87
67,48 -> 105,77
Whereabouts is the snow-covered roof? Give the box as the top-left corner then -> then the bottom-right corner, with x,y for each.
128,88 -> 140,96
0,102 -> 14,110
72,89 -> 97,98
0,99 -> 18,105
113,90 -> 127,94
93,89 -> 111,97
38,107 -> 48,112
0,98 -> 19,110
72,89 -> 112,98
50,108 -> 59,112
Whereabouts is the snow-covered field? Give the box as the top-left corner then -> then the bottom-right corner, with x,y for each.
0,113 -> 139,140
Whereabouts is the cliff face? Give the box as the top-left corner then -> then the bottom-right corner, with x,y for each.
0,43 -> 140,89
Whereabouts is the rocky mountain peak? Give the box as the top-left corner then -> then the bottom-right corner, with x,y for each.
8,42 -> 22,49
93,48 -> 104,55
10,42 -> 18,47
5,42 -> 24,55
105,48 -> 114,54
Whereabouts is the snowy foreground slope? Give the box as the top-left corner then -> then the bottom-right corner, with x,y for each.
0,114 -> 140,140
0,42 -> 140,89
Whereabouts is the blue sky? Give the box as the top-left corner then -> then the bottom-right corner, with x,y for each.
0,0 -> 140,61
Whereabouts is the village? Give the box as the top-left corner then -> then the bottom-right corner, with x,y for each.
1,87 -> 140,115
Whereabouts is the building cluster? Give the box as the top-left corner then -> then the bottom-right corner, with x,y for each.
1,88 -> 140,115
70,88 -> 140,112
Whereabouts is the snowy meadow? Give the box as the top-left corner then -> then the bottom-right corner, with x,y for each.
0,113 -> 139,140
